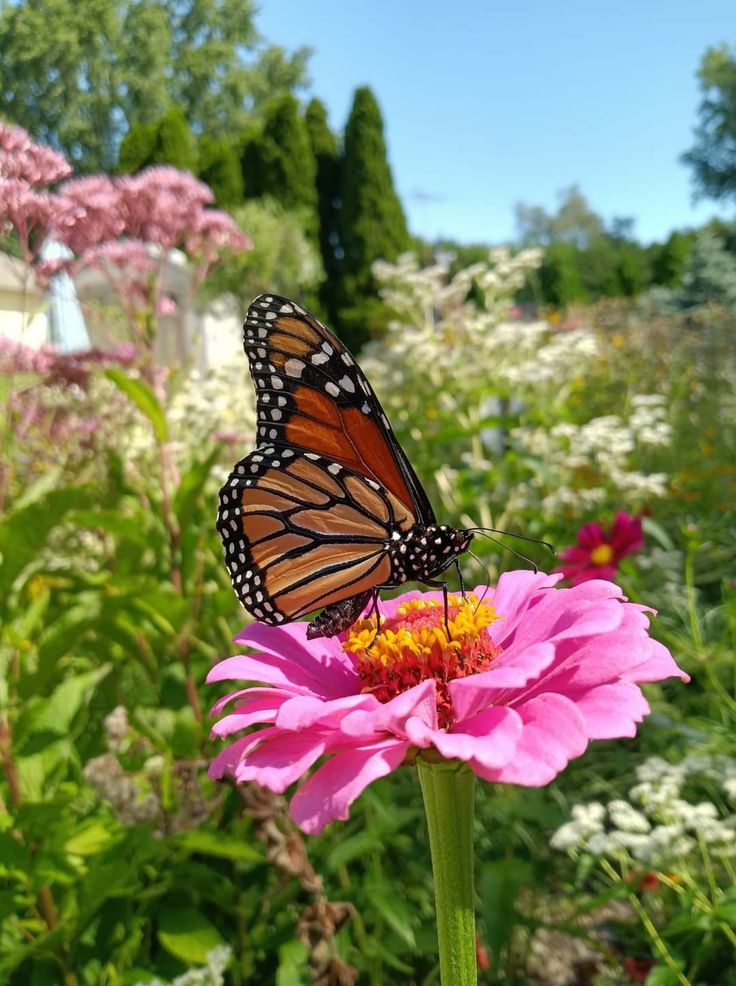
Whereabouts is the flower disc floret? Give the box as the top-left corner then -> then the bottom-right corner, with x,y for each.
347,597 -> 502,728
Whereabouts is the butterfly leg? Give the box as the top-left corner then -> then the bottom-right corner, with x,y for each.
454,557 -> 467,600
423,578 -> 451,637
366,587 -> 384,651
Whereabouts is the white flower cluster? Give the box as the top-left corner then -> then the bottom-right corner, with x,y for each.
551,755 -> 736,866
363,251 -> 672,524
168,361 -> 256,453
134,946 -> 232,986
512,399 -> 670,517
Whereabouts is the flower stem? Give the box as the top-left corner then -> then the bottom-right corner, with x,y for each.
417,757 -> 477,986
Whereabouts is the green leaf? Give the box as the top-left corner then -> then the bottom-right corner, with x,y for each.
0,486 -> 92,597
16,666 -> 111,745
714,900 -> 736,924
105,368 -> 168,443
325,832 -> 382,871
368,883 -> 416,948
642,516 -> 675,550
276,939 -> 310,986
478,857 -> 533,962
157,905 -> 225,964
174,829 -> 262,863
644,962 -> 686,985
65,820 -> 118,857
71,508 -> 151,545
174,445 -> 222,531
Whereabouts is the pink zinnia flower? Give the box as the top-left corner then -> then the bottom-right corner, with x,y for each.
555,512 -> 644,586
207,572 -> 687,834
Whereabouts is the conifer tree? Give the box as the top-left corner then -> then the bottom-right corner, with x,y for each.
117,121 -> 157,173
337,86 -> 410,350
118,107 -> 196,173
305,97 -> 341,319
151,107 -> 197,173
198,135 -> 243,207
250,94 -> 318,242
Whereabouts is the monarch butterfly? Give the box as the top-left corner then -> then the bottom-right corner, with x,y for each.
217,293 -> 476,639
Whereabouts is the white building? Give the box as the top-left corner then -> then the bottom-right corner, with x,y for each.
0,249 -> 242,371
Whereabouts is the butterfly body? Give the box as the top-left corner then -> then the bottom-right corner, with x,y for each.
217,294 -> 473,639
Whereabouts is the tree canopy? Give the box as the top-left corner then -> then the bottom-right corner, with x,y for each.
515,185 -> 605,248
682,44 -> 736,202
0,0 -> 310,173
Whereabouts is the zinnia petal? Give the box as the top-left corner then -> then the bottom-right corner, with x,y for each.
481,693 -> 589,786
290,741 -> 411,835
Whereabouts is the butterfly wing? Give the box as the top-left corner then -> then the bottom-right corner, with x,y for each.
243,293 -> 436,526
217,448 -> 415,625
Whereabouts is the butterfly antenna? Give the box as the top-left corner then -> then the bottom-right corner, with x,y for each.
469,530 -> 540,573
469,527 -> 556,558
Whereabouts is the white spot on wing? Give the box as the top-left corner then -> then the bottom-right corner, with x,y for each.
311,352 -> 329,365
339,375 -> 355,393
325,381 -> 340,397
284,358 -> 305,378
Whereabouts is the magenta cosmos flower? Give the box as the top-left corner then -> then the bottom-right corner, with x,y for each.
207,571 -> 686,834
555,512 -> 644,586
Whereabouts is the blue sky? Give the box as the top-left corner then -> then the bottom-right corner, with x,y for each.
256,0 -> 734,245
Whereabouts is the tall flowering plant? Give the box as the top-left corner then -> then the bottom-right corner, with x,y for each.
52,167 -> 251,365
207,573 -> 688,984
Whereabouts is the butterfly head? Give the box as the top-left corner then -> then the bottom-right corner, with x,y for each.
391,524 -> 474,584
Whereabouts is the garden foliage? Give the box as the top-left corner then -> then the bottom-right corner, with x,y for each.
1,125 -> 735,986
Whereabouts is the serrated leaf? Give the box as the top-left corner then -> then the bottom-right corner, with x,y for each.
157,905 -> 225,964
105,368 -> 167,443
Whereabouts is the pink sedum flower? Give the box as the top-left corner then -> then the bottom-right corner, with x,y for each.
555,512 -> 644,586
207,572 -> 687,835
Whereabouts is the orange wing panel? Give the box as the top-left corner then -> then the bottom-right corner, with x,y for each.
342,407 -> 415,513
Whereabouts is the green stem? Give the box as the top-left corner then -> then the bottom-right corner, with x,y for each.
417,758 -> 477,986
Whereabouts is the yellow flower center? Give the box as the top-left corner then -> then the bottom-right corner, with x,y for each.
344,596 -> 502,728
590,544 -> 615,566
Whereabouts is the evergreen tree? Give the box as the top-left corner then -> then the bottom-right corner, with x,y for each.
118,107 -> 196,173
337,86 -> 410,350
198,135 -> 243,206
651,231 -> 693,288
538,243 -> 587,306
118,120 -> 157,173
149,107 -> 197,172
250,94 -> 318,241
681,229 -> 736,307
305,97 -> 341,319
